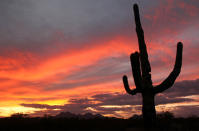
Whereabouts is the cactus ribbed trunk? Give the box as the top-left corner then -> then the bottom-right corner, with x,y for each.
142,92 -> 156,127
122,4 -> 183,128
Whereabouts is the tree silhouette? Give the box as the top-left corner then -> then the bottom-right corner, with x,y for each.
122,4 -> 183,128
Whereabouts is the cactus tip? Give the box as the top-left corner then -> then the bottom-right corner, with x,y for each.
133,4 -> 138,10
134,51 -> 139,55
123,75 -> 127,80
177,42 -> 183,47
130,52 -> 139,61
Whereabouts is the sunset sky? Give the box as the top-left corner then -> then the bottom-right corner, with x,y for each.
0,0 -> 199,118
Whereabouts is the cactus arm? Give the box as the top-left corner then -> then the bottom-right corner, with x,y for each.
123,75 -> 138,95
130,52 -> 142,91
133,4 -> 152,85
154,42 -> 183,94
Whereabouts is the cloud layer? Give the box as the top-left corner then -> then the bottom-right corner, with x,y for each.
21,79 -> 199,118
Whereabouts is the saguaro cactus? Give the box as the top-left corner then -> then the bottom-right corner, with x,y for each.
122,4 -> 183,127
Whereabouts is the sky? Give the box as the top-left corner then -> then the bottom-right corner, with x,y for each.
0,0 -> 199,118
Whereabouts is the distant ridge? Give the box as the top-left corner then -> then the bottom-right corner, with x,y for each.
55,112 -> 105,119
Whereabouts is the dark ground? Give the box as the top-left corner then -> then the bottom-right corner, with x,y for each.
0,113 -> 199,131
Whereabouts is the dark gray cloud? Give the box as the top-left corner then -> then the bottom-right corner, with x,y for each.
66,56 -> 129,80
155,94 -> 192,105
172,105 -> 199,117
161,79 -> 199,98
2,0 -> 198,53
0,0 -> 134,53
21,103 -> 60,109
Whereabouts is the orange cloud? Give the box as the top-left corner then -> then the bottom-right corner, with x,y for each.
0,37 -> 136,81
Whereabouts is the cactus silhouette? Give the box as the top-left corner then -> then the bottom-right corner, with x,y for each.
122,4 -> 183,127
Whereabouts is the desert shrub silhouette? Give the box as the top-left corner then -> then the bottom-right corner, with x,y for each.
10,113 -> 29,119
157,111 -> 174,120
122,4 -> 183,128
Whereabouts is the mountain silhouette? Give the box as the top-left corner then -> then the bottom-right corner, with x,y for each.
55,112 -> 105,119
